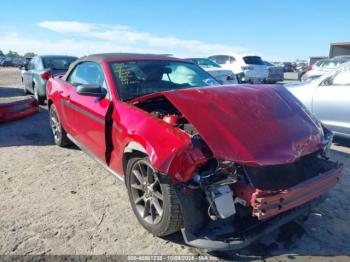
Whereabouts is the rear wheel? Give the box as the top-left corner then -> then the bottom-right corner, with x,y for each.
33,84 -> 45,105
23,85 -> 29,95
126,157 -> 183,236
49,104 -> 71,147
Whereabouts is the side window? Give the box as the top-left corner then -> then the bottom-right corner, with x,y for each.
229,56 -> 236,63
208,56 -> 218,63
29,57 -> 36,70
67,62 -> 109,96
213,55 -> 230,65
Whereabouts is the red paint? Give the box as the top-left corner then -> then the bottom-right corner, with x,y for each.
155,85 -> 324,166
47,55 -> 331,183
0,98 -> 39,123
162,115 -> 181,126
40,71 -> 52,80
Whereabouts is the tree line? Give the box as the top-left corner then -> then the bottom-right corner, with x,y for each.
0,50 -> 36,58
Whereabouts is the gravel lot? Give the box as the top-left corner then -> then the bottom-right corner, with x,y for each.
0,68 -> 350,261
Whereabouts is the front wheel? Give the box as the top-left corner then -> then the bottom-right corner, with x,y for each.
126,157 -> 183,236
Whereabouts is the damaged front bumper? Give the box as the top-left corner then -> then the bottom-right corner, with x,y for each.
252,163 -> 343,220
181,197 -> 321,251
176,162 -> 343,251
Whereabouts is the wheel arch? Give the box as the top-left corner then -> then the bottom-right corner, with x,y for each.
122,141 -> 149,177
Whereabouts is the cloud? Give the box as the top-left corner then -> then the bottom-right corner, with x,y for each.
0,32 -> 166,57
36,20 -> 251,57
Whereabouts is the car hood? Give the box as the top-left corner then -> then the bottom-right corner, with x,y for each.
155,85 -> 325,166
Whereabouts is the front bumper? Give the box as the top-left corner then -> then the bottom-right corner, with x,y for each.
181,197 -> 322,251
236,72 -> 268,84
245,162 -> 343,220
177,162 -> 343,251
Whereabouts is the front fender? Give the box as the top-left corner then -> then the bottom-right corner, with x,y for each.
115,102 -> 207,182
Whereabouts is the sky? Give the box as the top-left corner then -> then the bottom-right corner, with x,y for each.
0,0 -> 349,61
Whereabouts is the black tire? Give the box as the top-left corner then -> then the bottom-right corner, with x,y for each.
33,84 -> 45,105
126,157 -> 183,236
49,104 -> 71,147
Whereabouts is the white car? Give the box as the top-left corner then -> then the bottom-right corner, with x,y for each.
187,58 -> 238,84
208,54 -> 269,84
301,56 -> 350,82
287,61 -> 350,137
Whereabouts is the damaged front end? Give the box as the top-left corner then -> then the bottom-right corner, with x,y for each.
132,87 -> 343,251
177,153 -> 342,251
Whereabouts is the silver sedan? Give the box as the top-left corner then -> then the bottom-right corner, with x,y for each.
287,61 -> 350,138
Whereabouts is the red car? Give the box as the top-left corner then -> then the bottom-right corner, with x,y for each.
47,53 -> 343,251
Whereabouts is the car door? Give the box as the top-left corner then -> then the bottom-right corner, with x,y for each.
312,66 -> 350,135
23,57 -> 35,91
63,62 -> 111,162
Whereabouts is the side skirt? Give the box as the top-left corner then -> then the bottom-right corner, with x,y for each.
67,134 -> 125,183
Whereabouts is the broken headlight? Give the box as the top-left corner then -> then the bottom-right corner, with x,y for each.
193,160 -> 238,186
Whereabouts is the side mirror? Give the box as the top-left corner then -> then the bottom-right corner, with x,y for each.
77,84 -> 107,98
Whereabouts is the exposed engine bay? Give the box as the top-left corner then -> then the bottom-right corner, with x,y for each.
133,94 -> 343,250
135,96 -> 199,135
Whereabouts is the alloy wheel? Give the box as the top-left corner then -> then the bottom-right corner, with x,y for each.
130,160 -> 164,225
49,108 -> 61,142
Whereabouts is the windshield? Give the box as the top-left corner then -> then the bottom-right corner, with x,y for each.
189,58 -> 221,68
110,60 -> 219,101
43,57 -> 77,70
243,56 -> 265,65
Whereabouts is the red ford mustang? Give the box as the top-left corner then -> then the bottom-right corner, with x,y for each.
46,53 -> 343,251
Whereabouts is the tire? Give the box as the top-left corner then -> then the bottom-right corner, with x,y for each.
126,157 -> 183,236
49,104 -> 71,147
23,84 -> 29,95
33,84 -> 45,105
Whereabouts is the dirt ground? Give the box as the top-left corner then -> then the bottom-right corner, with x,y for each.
0,67 -> 350,261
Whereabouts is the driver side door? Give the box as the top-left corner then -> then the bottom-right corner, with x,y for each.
64,62 -> 111,162
312,67 -> 350,135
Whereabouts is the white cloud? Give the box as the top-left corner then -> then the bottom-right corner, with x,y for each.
1,21 -> 254,58
36,20 -> 251,57
0,32 -> 166,57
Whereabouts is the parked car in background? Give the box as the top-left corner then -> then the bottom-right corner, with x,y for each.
208,54 -> 268,83
263,61 -> 284,83
298,57 -> 327,80
186,58 -> 238,84
12,58 -> 26,67
283,62 -> 294,72
0,57 -> 14,67
301,56 -> 350,82
288,61 -> 350,137
47,53 -> 342,251
22,55 -> 78,104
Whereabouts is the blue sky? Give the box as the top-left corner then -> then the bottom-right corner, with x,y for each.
0,0 -> 349,61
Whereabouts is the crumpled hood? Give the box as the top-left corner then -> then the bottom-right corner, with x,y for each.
161,85 -> 325,166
